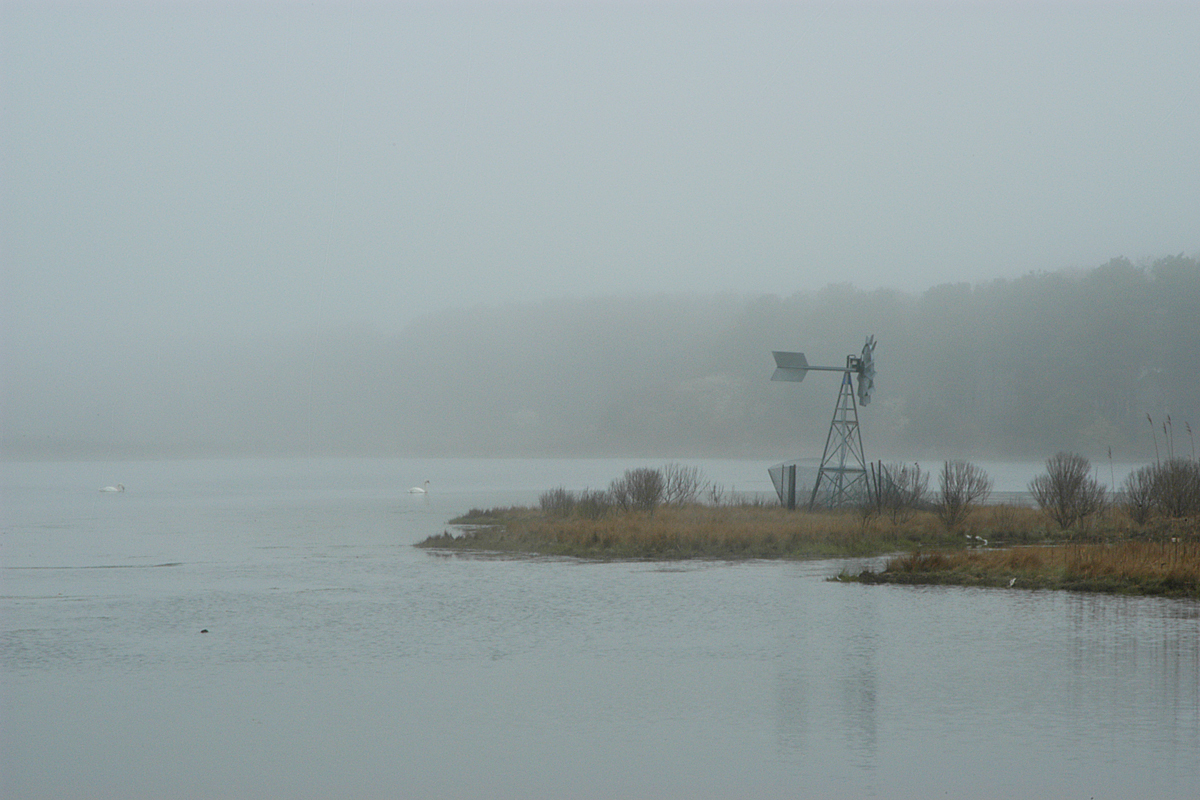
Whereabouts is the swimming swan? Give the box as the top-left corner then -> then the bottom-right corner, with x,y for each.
100,484 -> 125,493
408,480 -> 430,494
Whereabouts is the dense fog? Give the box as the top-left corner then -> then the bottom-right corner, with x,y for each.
5,3 -> 1197,465
4,256 -> 1195,463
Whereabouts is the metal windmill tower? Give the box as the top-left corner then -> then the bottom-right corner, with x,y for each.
770,336 -> 876,509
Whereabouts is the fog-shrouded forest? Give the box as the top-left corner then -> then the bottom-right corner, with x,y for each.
3,255 -> 1196,463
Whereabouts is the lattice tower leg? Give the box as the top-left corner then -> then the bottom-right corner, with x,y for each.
808,367 -> 871,510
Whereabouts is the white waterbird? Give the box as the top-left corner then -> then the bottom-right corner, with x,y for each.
408,480 -> 430,494
100,484 -> 125,493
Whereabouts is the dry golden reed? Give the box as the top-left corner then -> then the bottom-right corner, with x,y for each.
872,539 -> 1200,598
429,504 -> 1038,560
427,499 -> 1200,597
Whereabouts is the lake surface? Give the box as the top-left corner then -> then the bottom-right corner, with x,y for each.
2,458 -> 1196,799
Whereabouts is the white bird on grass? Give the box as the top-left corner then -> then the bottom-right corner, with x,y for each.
408,480 -> 430,494
100,484 -> 125,493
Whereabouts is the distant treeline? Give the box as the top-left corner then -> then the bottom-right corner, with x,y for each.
5,255 -> 1197,461
379,254 -> 1198,460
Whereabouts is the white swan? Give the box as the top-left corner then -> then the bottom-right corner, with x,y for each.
408,480 -> 430,494
100,484 -> 125,493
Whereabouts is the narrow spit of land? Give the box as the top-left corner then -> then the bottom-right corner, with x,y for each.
421,504 -> 1000,560
417,504 -> 1199,598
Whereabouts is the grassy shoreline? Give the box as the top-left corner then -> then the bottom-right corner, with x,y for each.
418,503 -> 1199,598
421,504 -> 1034,560
847,540 -> 1200,599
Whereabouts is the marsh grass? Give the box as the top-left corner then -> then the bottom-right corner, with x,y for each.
420,503 -> 1059,561
425,498 -> 1200,596
854,539 -> 1200,598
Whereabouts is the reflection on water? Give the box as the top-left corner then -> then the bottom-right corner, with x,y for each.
1,459 -> 1197,799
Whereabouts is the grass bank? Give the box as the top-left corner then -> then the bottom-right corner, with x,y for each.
418,503 -> 1065,561
847,539 -> 1200,599
417,456 -> 1200,596
419,501 -> 1200,598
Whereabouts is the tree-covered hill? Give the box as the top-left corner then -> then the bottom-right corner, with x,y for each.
3,255 -> 1195,461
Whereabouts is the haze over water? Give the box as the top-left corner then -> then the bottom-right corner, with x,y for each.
3,458 -> 1197,799
3,3 -> 1198,794
3,2 -> 1197,463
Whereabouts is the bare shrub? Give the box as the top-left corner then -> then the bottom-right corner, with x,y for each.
609,475 -> 631,510
878,462 -> 930,525
936,460 -> 993,530
662,463 -> 707,506
1029,452 -> 1107,530
988,502 -> 1019,534
609,467 -> 665,513
1122,465 -> 1157,525
539,487 -> 576,517
575,489 -> 613,520
1152,458 -> 1200,519
729,491 -> 773,508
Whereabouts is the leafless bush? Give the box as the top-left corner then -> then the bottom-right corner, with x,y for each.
609,467 -> 665,513
662,463 -> 707,506
575,488 -> 613,520
878,462 -> 930,524
989,502 -> 1019,534
857,493 -> 881,525
730,491 -> 774,508
1152,458 -> 1200,519
1121,465 -> 1157,525
936,460 -> 993,530
539,487 -> 576,517
1029,452 -> 1107,530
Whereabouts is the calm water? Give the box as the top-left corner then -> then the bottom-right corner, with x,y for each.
2,458 -> 1196,799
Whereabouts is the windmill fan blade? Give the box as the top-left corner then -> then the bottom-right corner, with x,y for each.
857,373 -> 874,405
857,335 -> 876,405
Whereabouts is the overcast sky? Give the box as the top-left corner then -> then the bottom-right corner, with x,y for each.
3,0 -> 1197,351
